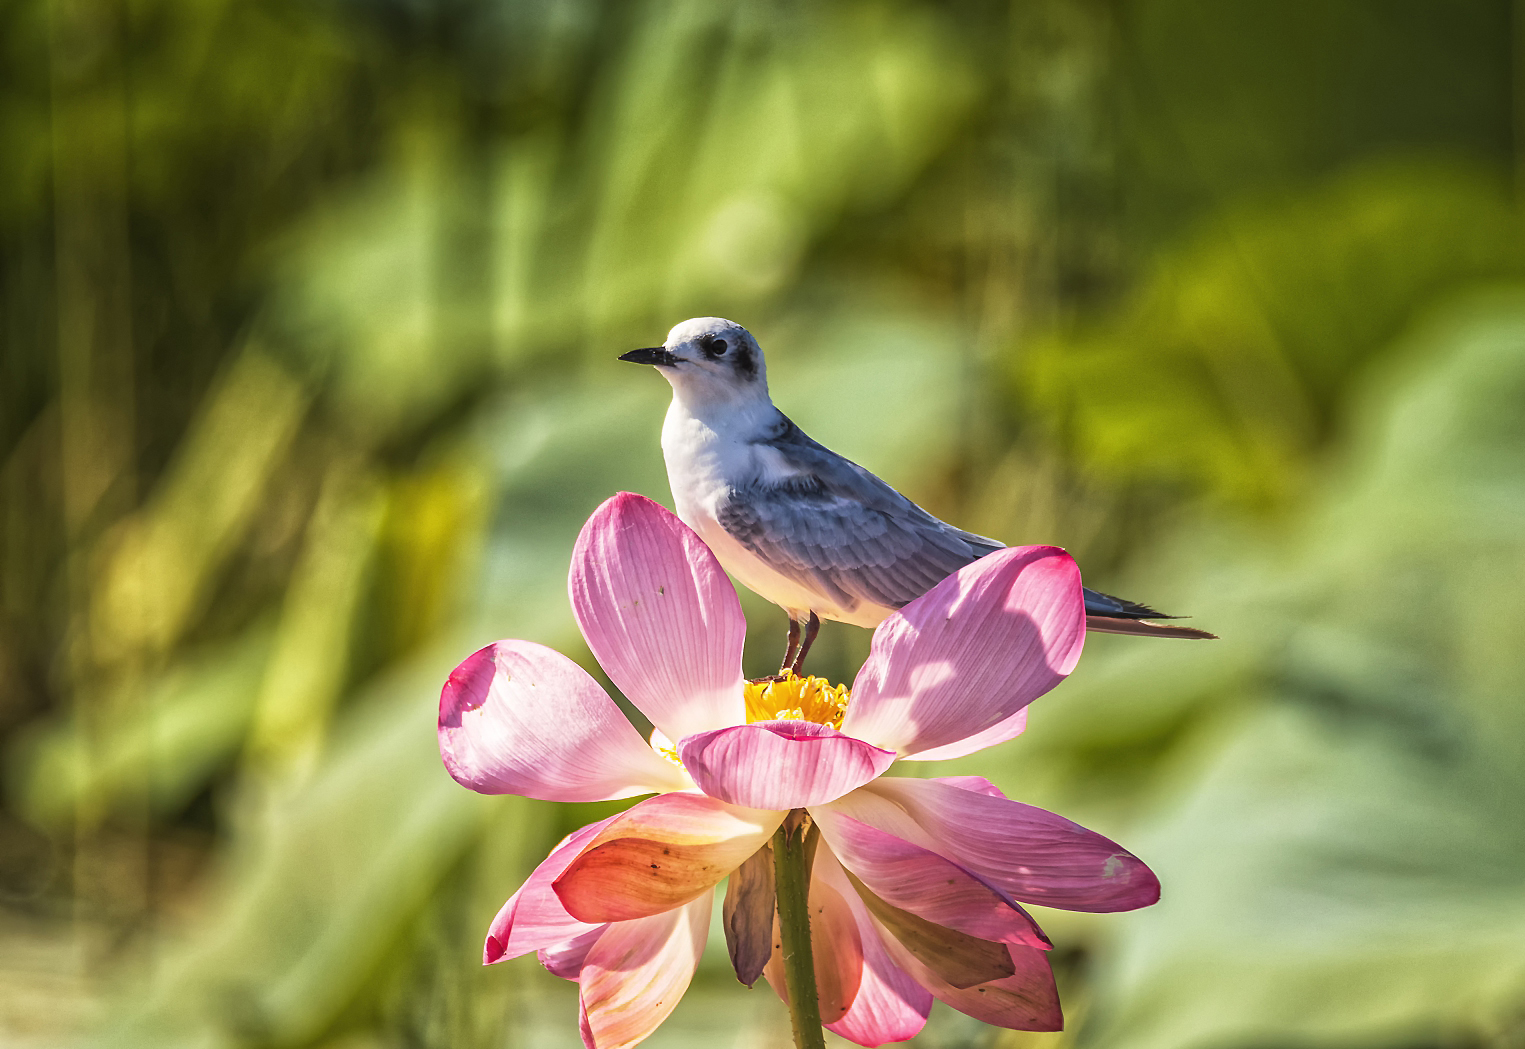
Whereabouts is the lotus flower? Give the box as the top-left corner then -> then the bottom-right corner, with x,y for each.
438,493 -> 1158,1049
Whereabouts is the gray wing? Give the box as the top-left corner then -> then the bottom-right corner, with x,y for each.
715,416 -> 1002,614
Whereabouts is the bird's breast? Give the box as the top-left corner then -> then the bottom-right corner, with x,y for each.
662,412 -> 733,518
659,407 -> 817,615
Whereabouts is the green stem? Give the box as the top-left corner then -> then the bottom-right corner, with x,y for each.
772,810 -> 826,1049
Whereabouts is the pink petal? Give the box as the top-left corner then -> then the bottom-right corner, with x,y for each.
538,926 -> 606,980
762,874 -> 865,1025
486,815 -> 621,963
760,847 -> 865,1026
840,546 -> 1085,760
439,641 -> 688,802
579,894 -> 711,1049
811,878 -> 866,1025
677,722 -> 896,809
879,933 -> 1062,1032
931,776 -> 1007,798
906,707 -> 1029,763
845,881 -> 1015,991
554,792 -> 783,923
812,807 -> 1050,950
815,848 -> 933,1046
569,493 -> 746,741
862,778 -> 1159,912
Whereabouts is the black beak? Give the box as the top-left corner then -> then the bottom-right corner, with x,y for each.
619,346 -> 679,367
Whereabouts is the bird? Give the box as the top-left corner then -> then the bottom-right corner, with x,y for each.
620,317 -> 1215,677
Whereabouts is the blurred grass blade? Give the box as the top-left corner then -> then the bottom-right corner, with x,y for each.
244,461 -> 385,777
92,347 -> 307,663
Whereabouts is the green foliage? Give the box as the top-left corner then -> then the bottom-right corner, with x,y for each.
11,625 -> 274,829
978,292 -> 1525,1048
2,1 -> 1524,1048
1021,159 -> 1525,507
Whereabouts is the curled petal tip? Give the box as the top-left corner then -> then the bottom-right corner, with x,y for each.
437,640 -> 685,802
862,779 -> 1162,913
844,545 -> 1085,759
678,722 -> 895,810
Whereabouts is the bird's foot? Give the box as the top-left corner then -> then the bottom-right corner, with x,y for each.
786,612 -> 821,679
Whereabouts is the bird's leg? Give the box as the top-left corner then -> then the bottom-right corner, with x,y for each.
787,612 -> 821,678
778,616 -> 802,677
749,617 -> 800,685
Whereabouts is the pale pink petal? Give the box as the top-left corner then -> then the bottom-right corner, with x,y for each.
840,546 -> 1084,759
878,933 -> 1062,1032
554,792 -> 783,923
485,814 -> 622,963
815,847 -> 933,1046
579,894 -> 711,1049
864,778 -> 1159,912
538,926 -> 606,980
569,493 -> 746,741
812,806 -> 1050,949
930,775 -> 1007,798
678,722 -> 895,809
905,707 -> 1029,763
439,641 -> 687,801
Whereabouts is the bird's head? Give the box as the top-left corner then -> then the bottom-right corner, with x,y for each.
620,317 -> 769,411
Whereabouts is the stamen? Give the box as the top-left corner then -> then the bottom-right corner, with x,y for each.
649,727 -> 684,768
744,672 -> 850,728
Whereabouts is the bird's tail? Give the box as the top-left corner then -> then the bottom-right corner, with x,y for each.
1085,615 -> 1218,640
1080,586 -> 1216,639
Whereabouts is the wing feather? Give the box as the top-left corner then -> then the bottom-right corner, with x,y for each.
715,418 -> 998,612
712,416 -> 1211,638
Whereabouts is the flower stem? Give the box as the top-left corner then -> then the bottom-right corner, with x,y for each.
773,809 -> 826,1049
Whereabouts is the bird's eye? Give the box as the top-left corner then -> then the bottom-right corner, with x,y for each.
700,335 -> 728,358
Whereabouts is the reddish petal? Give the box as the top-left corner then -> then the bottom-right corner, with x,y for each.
439,641 -> 687,801
760,847 -> 864,1026
879,933 -> 1063,1032
569,493 -> 746,741
861,778 -> 1160,912
812,806 -> 1050,950
485,814 -> 621,963
554,793 -> 782,923
678,722 -> 895,809
841,546 -> 1085,760
579,895 -> 711,1049
815,848 -> 934,1047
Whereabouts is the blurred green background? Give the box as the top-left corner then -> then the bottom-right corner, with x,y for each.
3,1 -> 1525,1046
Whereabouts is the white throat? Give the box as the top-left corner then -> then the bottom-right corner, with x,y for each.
659,374 -> 779,523
661,370 -> 779,442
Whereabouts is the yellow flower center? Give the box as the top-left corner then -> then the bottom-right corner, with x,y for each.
744,672 -> 851,729
648,675 -> 853,769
